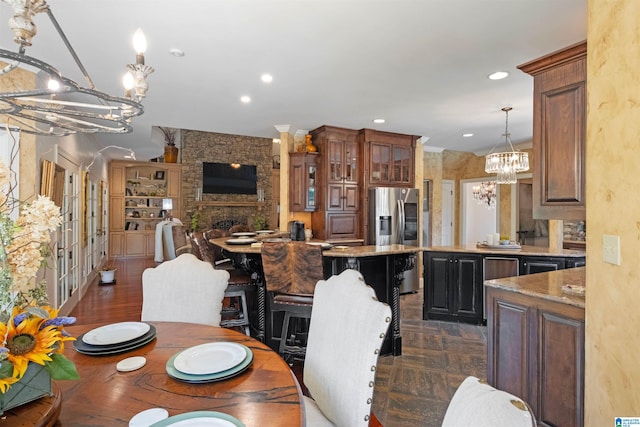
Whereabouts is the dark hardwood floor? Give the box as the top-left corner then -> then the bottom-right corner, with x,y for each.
70,258 -> 487,427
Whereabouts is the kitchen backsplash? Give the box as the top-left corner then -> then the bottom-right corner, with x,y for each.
564,220 -> 586,242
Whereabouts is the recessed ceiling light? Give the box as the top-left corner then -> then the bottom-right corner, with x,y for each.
240,96 -> 251,103
488,71 -> 509,80
169,48 -> 185,57
373,118 -> 385,124
462,133 -> 474,137
261,74 -> 273,83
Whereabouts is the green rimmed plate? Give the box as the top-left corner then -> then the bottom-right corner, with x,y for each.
165,343 -> 253,383
149,411 -> 245,426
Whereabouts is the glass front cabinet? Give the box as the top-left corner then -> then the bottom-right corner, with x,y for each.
289,152 -> 319,212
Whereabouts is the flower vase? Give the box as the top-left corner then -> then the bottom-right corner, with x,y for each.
99,269 -> 116,284
164,145 -> 179,163
0,362 -> 52,415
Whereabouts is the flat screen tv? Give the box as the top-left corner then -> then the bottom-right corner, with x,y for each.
202,162 -> 257,195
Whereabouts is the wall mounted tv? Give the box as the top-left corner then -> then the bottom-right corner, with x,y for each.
202,162 -> 257,195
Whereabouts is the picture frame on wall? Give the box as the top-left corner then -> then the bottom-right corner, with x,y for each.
154,170 -> 165,180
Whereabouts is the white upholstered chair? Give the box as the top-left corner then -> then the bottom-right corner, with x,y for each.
303,269 -> 391,427
141,253 -> 230,326
441,376 -> 536,427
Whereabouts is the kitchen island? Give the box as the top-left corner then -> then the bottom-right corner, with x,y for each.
484,267 -> 585,427
422,244 -> 585,323
210,237 -> 420,356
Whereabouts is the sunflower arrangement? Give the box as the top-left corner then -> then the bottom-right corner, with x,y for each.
0,158 -> 78,393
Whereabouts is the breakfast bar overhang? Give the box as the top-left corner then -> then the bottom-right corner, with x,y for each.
210,238 -> 420,356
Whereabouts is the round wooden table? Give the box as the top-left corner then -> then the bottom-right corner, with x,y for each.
49,322 -> 304,426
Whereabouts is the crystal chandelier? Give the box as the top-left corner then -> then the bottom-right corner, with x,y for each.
0,0 -> 154,136
485,107 -> 529,184
472,181 -> 496,209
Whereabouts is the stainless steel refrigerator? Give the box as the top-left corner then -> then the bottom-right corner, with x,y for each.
368,187 -> 420,293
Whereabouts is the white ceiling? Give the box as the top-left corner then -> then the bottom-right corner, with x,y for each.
1,0 -> 587,160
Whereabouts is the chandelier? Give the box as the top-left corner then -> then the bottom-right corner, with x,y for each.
472,181 -> 496,208
0,0 -> 154,136
485,107 -> 529,184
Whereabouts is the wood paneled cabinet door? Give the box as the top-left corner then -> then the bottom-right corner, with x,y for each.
289,152 -> 319,212
423,252 -> 483,323
518,41 -> 587,220
486,287 -> 585,427
309,126 -> 361,241
370,143 -> 413,185
326,138 -> 359,211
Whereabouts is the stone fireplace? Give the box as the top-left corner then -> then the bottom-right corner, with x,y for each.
180,129 -> 273,231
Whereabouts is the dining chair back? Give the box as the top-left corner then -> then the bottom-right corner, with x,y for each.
190,231 -> 216,264
193,229 -> 255,336
303,269 -> 391,427
261,241 -> 324,360
441,376 -> 536,427
141,253 -> 230,326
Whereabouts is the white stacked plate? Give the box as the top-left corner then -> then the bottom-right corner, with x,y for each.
305,241 -> 333,250
231,232 -> 256,237
255,230 -> 274,235
166,342 -> 253,383
74,322 -> 157,355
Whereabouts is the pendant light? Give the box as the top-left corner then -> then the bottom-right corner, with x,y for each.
485,107 -> 529,184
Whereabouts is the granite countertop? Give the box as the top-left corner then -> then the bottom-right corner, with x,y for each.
484,266 -> 585,308
423,244 -> 586,257
323,243 -> 420,257
210,237 -> 421,257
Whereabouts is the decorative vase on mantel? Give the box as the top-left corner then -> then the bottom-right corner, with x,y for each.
159,126 -> 179,163
0,362 -> 52,415
164,144 -> 178,163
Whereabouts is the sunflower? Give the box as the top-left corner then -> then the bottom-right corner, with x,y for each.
0,308 -> 71,380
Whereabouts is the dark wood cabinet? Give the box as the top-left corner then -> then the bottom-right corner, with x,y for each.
423,250 -> 585,323
289,152 -> 319,212
360,129 -> 417,188
310,126 -> 361,241
518,41 -> 587,220
360,128 -> 418,243
423,252 -> 483,323
486,286 -> 584,427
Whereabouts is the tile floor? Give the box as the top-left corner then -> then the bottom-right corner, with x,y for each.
371,289 -> 488,427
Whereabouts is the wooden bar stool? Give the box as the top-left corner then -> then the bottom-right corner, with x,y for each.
191,230 -> 255,336
261,241 -> 324,362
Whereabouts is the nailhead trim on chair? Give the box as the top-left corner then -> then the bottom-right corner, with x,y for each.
364,415 -> 370,422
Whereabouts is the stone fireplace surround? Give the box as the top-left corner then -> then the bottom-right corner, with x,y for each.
180,129 -> 273,231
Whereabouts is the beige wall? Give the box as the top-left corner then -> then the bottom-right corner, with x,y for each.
585,0 -> 640,423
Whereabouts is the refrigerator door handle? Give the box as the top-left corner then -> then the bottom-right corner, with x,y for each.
397,199 -> 405,244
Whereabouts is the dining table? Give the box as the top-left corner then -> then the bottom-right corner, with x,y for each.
4,321 -> 305,426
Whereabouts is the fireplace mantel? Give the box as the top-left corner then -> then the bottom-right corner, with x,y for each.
195,201 -> 266,209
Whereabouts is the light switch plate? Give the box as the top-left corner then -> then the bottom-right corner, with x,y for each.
603,234 -> 621,265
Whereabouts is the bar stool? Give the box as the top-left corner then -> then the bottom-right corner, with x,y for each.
192,230 -> 255,336
261,241 -> 324,362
